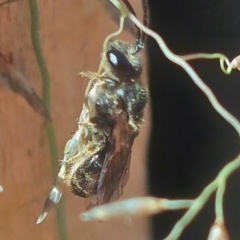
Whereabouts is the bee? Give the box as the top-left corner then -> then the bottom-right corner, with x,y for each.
37,0 -> 148,224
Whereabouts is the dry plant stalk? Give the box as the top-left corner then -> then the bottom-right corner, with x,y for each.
0,53 -> 50,119
0,53 -> 49,118
0,0 -> 20,7
81,1 -> 240,239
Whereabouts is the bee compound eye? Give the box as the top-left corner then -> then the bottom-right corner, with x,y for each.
106,49 -> 141,77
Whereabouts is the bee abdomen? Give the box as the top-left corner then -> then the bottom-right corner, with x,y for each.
70,170 -> 98,198
70,147 -> 107,198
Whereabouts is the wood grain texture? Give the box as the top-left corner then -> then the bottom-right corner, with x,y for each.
0,1 -> 149,240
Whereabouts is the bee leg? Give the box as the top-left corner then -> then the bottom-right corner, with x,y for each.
79,71 -> 100,79
128,117 -> 139,134
79,69 -> 107,78
36,159 -> 67,224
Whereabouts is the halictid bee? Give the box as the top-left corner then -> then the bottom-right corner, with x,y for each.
37,0 -> 148,224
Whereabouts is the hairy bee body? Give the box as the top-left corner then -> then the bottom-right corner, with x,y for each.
66,39 -> 147,202
37,39 -> 147,223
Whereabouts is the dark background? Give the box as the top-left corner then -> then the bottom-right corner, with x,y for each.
147,1 -> 240,239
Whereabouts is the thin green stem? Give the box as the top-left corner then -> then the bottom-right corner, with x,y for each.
216,155 -> 240,180
180,53 -> 232,74
128,13 -> 240,136
215,181 -> 226,224
164,180 -> 218,240
162,199 -> 194,210
28,1 -> 67,239
164,154 -> 240,240
97,15 -> 126,74
214,156 -> 240,223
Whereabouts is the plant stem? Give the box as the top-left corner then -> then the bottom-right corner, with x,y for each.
28,1 -> 67,239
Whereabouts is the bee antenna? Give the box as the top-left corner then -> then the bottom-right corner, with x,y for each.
121,0 -> 149,54
140,0 -> 149,48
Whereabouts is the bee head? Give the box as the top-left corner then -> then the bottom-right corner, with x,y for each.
106,42 -> 142,79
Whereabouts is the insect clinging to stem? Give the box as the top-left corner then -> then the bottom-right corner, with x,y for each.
37,0 -> 149,224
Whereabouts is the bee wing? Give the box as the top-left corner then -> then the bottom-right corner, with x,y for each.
36,161 -> 66,224
89,111 -> 136,207
37,134 -> 89,224
101,150 -> 131,203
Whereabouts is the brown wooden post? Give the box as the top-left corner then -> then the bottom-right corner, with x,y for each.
0,1 -> 149,239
